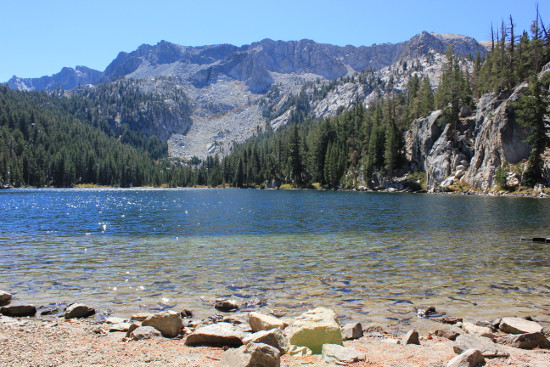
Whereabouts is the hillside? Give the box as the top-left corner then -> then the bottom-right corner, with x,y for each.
7,32 -> 487,160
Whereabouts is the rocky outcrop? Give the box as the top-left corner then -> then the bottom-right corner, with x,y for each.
406,82 -> 533,191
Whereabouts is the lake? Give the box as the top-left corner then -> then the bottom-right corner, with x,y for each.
1,188 -> 549,330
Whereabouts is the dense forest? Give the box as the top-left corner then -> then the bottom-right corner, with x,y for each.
1,15 -> 549,189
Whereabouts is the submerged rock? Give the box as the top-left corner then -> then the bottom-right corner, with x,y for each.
285,307 -> 342,354
219,342 -> 280,367
141,310 -> 183,338
215,299 -> 239,312
64,303 -> 95,319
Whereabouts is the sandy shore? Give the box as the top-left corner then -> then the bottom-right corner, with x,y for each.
1,314 -> 549,367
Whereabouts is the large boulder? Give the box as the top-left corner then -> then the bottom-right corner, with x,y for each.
499,317 -> 544,334
242,328 -> 289,353
285,307 -> 342,354
1,304 -> 37,317
0,291 -> 12,306
219,342 -> 280,367
248,312 -> 287,332
185,322 -> 245,347
322,344 -> 365,364
64,303 -> 95,319
141,310 -> 183,338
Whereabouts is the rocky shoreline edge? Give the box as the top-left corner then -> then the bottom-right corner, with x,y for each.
1,290 -> 550,366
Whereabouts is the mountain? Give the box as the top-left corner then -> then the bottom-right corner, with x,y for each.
6,32 -> 488,161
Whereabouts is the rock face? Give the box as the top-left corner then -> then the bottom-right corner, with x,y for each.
285,307 -> 342,354
1,304 -> 37,317
8,66 -> 102,91
141,310 -> 183,338
248,312 -> 287,332
498,317 -> 544,334
0,291 -> 12,306
219,342 -> 281,367
184,322 -> 246,347
64,303 -> 95,319
406,81 -> 534,192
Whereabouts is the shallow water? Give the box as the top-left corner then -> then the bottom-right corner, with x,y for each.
1,188 -> 549,329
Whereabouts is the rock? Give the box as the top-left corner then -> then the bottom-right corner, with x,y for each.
416,306 -> 437,318
180,309 -> 193,318
128,326 -> 162,340
141,310 -> 183,338
322,344 -> 366,364
0,291 -> 12,306
108,322 -> 132,332
402,329 -> 420,345
105,317 -> 126,324
242,328 -> 289,353
286,345 -> 312,356
219,342 -> 280,367
447,349 -> 485,367
454,334 -> 509,358
130,313 -> 153,322
223,313 -> 249,326
64,303 -> 95,319
434,317 -> 463,325
248,312 -> 287,332
462,322 -> 494,340
499,317 -> 544,334
185,322 -> 245,347
215,299 -> 239,312
285,307 -> 342,354
342,322 -> 363,340
435,326 -> 462,341
125,322 -> 141,336
496,332 -> 550,350
1,304 -> 37,317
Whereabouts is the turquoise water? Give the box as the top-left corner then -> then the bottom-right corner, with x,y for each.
1,188 -> 549,328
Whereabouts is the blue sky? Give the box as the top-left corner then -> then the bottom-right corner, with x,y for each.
1,0 -> 548,82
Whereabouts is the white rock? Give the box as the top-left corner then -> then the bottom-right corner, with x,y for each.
141,310 -> 183,338
248,312 -> 287,332
447,349 -> 485,367
462,322 -> 493,340
185,322 -> 245,347
128,326 -> 162,340
242,328 -> 288,353
322,343 -> 365,364
220,342 -> 280,367
499,317 -> 543,334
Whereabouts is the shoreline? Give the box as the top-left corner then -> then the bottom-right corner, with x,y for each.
1,295 -> 549,366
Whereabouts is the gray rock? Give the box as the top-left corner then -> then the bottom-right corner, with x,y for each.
242,328 -> 289,353
402,329 -> 420,345
435,326 -> 462,341
446,349 -> 485,367
215,299 -> 239,312
185,322 -> 245,347
220,342 -> 280,367
322,343 -> 366,364
64,303 -> 95,319
1,304 -> 37,317
128,326 -> 162,340
248,312 -> 287,332
108,322 -> 132,332
496,332 -> 550,350
462,322 -> 494,340
499,317 -> 544,335
0,291 -> 12,306
125,322 -> 141,337
105,316 -> 126,324
342,322 -> 363,340
454,334 -> 509,358
141,310 -> 183,338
